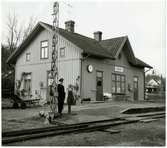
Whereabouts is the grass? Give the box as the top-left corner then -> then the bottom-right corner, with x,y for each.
2,99 -> 165,132
5,119 -> 165,146
145,93 -> 165,102
2,98 -> 14,109
2,115 -> 54,132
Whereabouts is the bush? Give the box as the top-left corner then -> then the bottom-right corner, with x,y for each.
21,102 -> 26,109
13,102 -> 19,109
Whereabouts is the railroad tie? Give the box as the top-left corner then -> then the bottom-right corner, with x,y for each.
140,119 -> 158,123
99,129 -> 121,134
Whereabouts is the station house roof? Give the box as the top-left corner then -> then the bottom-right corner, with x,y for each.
7,21 -> 152,69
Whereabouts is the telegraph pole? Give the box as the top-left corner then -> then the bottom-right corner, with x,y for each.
49,2 -> 59,118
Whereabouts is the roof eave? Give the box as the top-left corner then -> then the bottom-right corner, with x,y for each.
85,52 -> 113,59
115,36 -> 128,58
130,62 -> 153,69
6,22 -> 45,64
135,58 -> 153,69
145,65 -> 153,69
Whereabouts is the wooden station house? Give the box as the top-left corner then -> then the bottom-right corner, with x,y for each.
7,20 -> 152,103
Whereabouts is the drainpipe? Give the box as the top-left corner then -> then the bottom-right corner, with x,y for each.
80,52 -> 91,101
80,58 -> 83,101
144,70 -> 146,100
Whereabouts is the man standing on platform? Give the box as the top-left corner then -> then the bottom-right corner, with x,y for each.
57,78 -> 65,116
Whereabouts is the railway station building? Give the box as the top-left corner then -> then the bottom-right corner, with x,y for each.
7,20 -> 152,103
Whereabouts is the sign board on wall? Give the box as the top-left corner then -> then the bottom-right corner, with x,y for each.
48,79 -> 54,86
114,66 -> 124,72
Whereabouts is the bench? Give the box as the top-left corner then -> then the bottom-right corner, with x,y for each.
23,99 -> 40,106
12,95 -> 40,109
113,95 -> 130,101
81,98 -> 91,104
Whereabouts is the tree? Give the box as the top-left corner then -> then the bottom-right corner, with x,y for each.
2,14 -> 37,75
22,16 -> 37,41
1,44 -> 11,73
5,13 -> 37,53
6,13 -> 22,53
145,73 -> 166,91
2,14 -> 37,97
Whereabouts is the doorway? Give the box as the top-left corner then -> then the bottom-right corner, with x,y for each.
23,73 -> 32,96
133,76 -> 138,100
47,71 -> 53,102
96,71 -> 103,101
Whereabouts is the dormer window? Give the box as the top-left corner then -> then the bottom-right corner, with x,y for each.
60,47 -> 65,57
26,53 -> 30,61
41,40 -> 48,59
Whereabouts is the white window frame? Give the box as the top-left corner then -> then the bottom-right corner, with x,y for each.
112,73 -> 126,94
41,40 -> 49,59
60,47 -> 65,57
26,53 -> 30,61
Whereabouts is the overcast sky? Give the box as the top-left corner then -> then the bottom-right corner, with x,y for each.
1,0 -> 166,76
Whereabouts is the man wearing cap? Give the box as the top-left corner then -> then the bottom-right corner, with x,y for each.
57,78 -> 65,116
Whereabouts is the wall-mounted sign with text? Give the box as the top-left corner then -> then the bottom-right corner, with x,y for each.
48,79 -> 54,86
114,66 -> 124,73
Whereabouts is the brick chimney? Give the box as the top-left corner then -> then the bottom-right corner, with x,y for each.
65,20 -> 75,32
94,31 -> 102,41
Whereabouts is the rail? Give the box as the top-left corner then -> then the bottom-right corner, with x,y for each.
2,112 -> 165,145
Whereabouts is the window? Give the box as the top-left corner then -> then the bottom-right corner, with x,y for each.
97,71 -> 103,78
41,41 -> 48,59
97,81 -> 102,86
60,47 -> 65,57
26,53 -> 30,61
133,76 -> 138,89
112,73 -> 125,94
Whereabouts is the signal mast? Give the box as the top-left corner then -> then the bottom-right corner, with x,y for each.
49,2 -> 59,117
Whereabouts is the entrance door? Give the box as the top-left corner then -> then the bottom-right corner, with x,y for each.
47,71 -> 53,102
133,76 -> 138,100
23,73 -> 32,96
96,71 -> 103,101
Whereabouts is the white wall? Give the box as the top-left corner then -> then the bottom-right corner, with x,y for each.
15,28 -> 82,101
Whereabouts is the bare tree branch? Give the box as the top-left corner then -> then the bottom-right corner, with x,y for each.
22,16 -> 37,41
5,13 -> 37,53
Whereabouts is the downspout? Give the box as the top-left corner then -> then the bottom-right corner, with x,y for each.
144,70 -> 146,100
80,58 -> 83,101
80,52 -> 91,101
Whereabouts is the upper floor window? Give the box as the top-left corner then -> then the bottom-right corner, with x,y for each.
26,53 -> 30,61
41,40 -> 48,59
60,47 -> 65,57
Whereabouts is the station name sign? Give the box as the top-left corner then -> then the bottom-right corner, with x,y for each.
114,66 -> 124,72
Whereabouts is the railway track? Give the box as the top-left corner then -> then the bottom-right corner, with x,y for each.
2,112 -> 165,145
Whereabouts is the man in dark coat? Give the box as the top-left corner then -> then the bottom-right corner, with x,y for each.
57,78 -> 65,115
